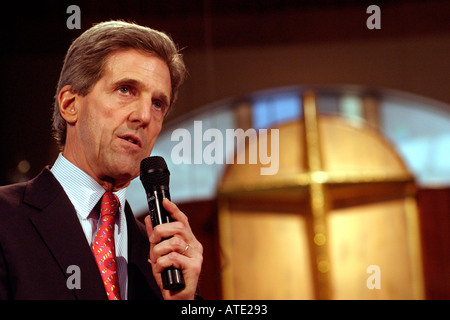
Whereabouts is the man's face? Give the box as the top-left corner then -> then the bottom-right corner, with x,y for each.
64,49 -> 172,189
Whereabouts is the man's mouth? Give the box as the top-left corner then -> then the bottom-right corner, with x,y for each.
119,134 -> 142,148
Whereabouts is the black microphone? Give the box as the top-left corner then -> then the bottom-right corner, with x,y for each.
140,156 -> 185,291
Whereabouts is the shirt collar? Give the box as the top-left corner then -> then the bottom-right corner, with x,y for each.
50,153 -> 128,223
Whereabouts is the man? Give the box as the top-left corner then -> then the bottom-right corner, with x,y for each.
0,21 -> 203,300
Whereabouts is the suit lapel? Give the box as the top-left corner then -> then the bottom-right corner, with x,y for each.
25,167 -> 107,300
125,203 -> 163,300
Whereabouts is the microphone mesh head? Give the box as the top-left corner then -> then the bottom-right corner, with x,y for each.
140,156 -> 170,190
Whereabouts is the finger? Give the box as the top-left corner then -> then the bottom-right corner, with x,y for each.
144,215 -> 153,240
153,250 -> 203,287
147,199 -> 189,245
150,223 -> 202,260
161,199 -> 197,245
152,236 -> 191,260
162,199 -> 190,229
151,251 -> 191,274
148,221 -> 186,245
145,215 -> 159,264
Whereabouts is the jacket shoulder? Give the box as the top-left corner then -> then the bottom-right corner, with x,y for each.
0,166 -> 61,219
0,181 -> 27,214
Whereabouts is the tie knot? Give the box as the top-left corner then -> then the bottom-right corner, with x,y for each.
100,192 -> 119,218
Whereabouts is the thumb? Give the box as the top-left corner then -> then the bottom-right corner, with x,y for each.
144,215 -> 153,241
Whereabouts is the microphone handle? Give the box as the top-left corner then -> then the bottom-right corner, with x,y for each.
148,188 -> 185,291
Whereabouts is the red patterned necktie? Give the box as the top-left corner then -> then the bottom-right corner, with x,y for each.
92,192 -> 121,300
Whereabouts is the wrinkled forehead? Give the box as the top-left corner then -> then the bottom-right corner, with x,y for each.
100,49 -> 172,101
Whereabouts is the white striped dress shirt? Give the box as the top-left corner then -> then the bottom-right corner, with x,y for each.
51,153 -> 128,300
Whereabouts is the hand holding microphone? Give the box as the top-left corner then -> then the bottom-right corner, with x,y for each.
140,156 -> 203,298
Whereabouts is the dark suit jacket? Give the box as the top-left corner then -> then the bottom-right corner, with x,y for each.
0,166 -> 163,300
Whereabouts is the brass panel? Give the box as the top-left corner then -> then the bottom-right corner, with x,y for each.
219,207 -> 314,299
217,91 -> 424,299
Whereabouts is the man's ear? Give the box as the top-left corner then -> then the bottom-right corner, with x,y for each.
58,85 -> 79,124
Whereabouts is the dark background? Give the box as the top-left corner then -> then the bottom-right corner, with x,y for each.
0,0 -> 448,299
1,0 -> 449,185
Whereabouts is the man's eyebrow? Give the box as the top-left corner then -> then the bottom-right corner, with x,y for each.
111,77 -> 143,89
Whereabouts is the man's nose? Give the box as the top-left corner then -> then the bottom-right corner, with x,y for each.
129,96 -> 152,126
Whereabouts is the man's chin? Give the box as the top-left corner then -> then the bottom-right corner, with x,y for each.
107,164 -> 139,186
108,173 -> 134,190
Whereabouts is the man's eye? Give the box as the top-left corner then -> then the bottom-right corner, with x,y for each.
153,100 -> 163,110
118,86 -> 131,95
